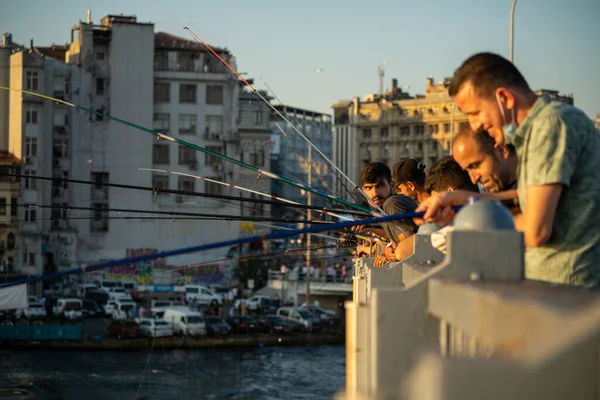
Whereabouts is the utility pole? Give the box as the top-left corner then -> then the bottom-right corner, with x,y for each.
510,0 -> 517,62
377,61 -> 386,97
377,61 -> 387,162
305,145 -> 312,306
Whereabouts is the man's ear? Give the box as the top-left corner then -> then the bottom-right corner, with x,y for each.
495,87 -> 516,110
494,144 -> 510,160
407,182 -> 415,191
447,187 -> 455,192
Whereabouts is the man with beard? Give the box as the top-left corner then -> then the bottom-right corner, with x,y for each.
354,162 -> 418,266
392,159 -> 430,204
452,128 -> 520,213
416,52 -> 600,287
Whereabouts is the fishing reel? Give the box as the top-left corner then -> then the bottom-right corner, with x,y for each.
338,231 -> 360,247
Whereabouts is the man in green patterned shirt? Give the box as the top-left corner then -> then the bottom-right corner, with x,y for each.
415,52 -> 600,287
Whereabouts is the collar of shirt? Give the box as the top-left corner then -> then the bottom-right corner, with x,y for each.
513,93 -> 552,149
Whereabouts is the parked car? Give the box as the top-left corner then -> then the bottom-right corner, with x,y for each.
163,307 -> 206,336
184,285 -> 222,306
52,298 -> 83,320
226,316 -> 258,334
138,318 -> 173,338
204,316 -> 231,336
107,320 -> 140,339
103,300 -> 118,316
276,307 -> 316,332
77,284 -> 98,298
82,299 -> 101,317
17,301 -> 47,320
97,280 -> 119,293
257,315 -> 293,335
300,305 -> 341,327
84,289 -> 109,308
246,296 -> 278,314
111,300 -> 137,321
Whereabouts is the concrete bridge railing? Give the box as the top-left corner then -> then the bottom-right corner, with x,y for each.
340,200 -> 600,400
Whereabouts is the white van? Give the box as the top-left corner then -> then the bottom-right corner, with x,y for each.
163,307 -> 207,336
97,280 -> 118,293
184,285 -> 222,306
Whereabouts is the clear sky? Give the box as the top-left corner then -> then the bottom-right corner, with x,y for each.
2,0 -> 599,119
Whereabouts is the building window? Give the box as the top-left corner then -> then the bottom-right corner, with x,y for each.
0,198 -> 6,215
205,146 -> 222,166
10,197 -> 17,217
7,233 -> 15,250
179,114 -> 197,135
153,113 -> 170,133
417,143 -> 423,152
177,51 -> 194,72
92,172 -> 109,189
25,109 -> 38,124
64,77 -> 71,95
204,115 -> 223,138
205,178 -> 221,195
96,78 -> 105,96
26,71 -> 39,91
95,109 -> 104,122
154,82 -> 170,103
380,127 -> 389,137
251,150 -> 265,167
24,138 -> 37,157
178,176 -> 195,192
206,85 -> 223,105
96,51 -> 105,61
24,251 -> 35,266
154,51 -> 168,70
400,126 -> 410,136
24,170 -> 36,189
254,111 -> 263,124
152,144 -> 170,164
24,204 -> 36,222
152,174 -> 169,193
178,145 -> 197,164
430,124 -> 439,134
444,123 -> 451,133
179,84 -> 197,103
64,113 -> 69,127
362,128 -> 372,138
52,138 -> 69,158
92,203 -> 109,232
415,125 -> 425,136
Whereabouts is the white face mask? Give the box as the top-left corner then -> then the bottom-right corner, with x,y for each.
495,94 -> 517,144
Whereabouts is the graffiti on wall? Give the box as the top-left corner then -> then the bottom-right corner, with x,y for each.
175,263 -> 225,284
101,248 -> 163,284
42,233 -> 77,267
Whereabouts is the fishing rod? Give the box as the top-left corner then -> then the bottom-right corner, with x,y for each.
0,173 -> 372,217
261,79 -> 360,203
139,168 -> 356,222
184,26 -> 385,215
21,204 -> 331,225
0,87 -> 375,216
0,209 -> 432,289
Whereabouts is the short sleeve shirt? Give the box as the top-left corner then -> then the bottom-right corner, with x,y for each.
381,195 -> 418,244
513,94 -> 600,287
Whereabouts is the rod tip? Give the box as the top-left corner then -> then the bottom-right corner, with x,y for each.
183,27 -> 189,30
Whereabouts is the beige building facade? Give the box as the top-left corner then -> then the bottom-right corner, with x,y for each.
332,77 -> 468,197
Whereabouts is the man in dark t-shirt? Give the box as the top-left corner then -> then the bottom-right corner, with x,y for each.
354,162 -> 418,266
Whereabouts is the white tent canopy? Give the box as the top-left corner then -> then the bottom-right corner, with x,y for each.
0,284 -> 27,310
